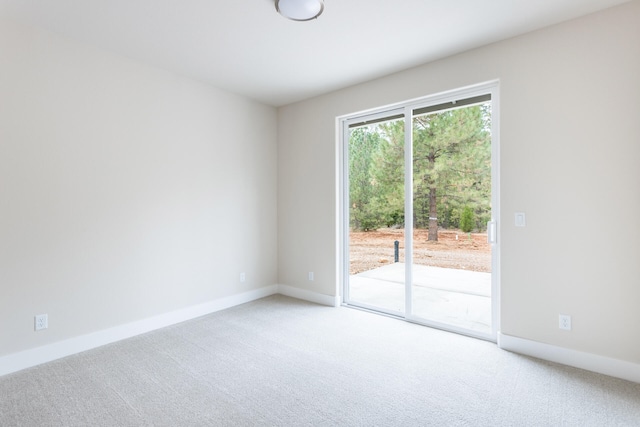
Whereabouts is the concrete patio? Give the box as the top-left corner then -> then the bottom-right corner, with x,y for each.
348,263 -> 491,334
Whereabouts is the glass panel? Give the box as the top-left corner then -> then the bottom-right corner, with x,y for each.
411,101 -> 492,333
348,116 -> 405,314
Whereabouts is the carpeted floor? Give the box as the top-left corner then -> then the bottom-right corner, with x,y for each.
1,295 -> 639,426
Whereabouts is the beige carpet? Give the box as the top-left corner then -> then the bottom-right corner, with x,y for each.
1,295 -> 639,426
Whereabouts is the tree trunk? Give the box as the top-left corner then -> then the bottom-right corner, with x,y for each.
428,187 -> 438,241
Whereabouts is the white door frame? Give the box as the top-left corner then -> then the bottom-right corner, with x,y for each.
338,80 -> 500,342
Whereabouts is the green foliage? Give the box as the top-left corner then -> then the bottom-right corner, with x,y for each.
348,127 -> 383,231
348,102 -> 491,234
459,206 -> 475,233
373,120 -> 405,227
411,105 -> 491,236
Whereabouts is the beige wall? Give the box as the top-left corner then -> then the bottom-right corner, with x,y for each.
0,21 -> 278,356
278,2 -> 640,364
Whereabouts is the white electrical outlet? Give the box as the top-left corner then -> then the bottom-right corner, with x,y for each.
35,314 -> 48,331
308,272 -> 314,281
559,314 -> 571,331
240,272 -> 246,283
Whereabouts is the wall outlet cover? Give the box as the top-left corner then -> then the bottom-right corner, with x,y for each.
35,314 -> 48,331
559,314 -> 571,331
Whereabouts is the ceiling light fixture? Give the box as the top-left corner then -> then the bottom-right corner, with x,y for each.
276,0 -> 324,21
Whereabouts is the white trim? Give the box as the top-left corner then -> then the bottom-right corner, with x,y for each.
489,82 -> 501,342
335,117 -> 343,301
498,332 -> 640,384
404,105 -> 414,317
335,80 -> 499,124
277,284 -> 340,307
408,315 -> 495,343
338,117 -> 351,304
0,285 -> 278,377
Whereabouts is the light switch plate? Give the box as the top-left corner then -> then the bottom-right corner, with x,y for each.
515,212 -> 526,227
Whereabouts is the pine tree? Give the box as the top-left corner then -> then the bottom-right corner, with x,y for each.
348,126 -> 383,231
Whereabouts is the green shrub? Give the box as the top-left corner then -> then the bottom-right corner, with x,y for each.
459,206 -> 475,233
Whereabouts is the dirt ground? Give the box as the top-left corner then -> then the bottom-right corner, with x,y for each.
350,228 -> 491,275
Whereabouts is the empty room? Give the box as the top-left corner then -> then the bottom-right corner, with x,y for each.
1,0 -> 639,425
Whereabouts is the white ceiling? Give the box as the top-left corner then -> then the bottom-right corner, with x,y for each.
0,0 -> 631,106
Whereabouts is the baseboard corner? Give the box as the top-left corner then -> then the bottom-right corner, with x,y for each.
276,284 -> 340,307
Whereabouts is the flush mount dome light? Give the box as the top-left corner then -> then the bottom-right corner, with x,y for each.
276,0 -> 324,21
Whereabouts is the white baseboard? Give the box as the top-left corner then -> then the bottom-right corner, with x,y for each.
277,284 -> 340,307
0,285 -> 279,378
498,332 -> 640,384
7,292 -> 638,384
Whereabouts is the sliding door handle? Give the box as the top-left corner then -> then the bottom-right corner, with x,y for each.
487,221 -> 497,244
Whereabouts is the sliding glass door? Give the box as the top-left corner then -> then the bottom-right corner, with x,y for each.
409,96 -> 493,335
341,83 -> 499,341
344,110 -> 406,316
